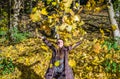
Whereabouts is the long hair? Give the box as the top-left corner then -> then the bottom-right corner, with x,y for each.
56,39 -> 64,59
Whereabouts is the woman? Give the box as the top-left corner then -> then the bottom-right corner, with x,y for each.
40,36 -> 81,79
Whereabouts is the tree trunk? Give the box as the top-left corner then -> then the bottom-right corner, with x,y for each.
8,0 -> 12,44
107,0 -> 120,42
13,0 -> 22,28
8,0 -> 11,29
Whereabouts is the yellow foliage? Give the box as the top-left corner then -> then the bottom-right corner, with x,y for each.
92,56 -> 100,65
41,8 -> 48,15
73,30 -> 79,37
111,24 -> 117,31
79,21 -> 85,26
69,59 -> 76,67
59,23 -> 67,31
86,2 -> 91,8
86,66 -> 93,71
41,45 -> 48,51
100,28 -> 105,37
54,60 -> 60,67
75,3 -> 80,7
30,10 -> 41,22
73,15 -> 80,22
69,9 -> 74,16
94,7 -> 101,13
52,2 -> 57,6
66,25 -> 72,32
62,0 -> 72,12
93,43 -> 101,54
62,0 -> 67,3
32,7 -> 37,13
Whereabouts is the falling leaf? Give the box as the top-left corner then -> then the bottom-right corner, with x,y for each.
47,0 -> 52,4
41,8 -> 48,15
75,3 -> 79,7
73,30 -> 79,36
86,2 -> 91,8
94,7 -> 101,13
59,23 -> 67,31
73,15 -> 80,22
32,7 -> 37,13
52,2 -> 57,6
30,10 -> 41,22
79,21 -> 85,26
69,9 -> 74,16
66,25 -> 72,32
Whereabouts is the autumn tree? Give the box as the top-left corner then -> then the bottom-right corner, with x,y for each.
107,0 -> 120,43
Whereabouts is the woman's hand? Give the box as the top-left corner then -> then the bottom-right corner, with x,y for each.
37,35 -> 45,40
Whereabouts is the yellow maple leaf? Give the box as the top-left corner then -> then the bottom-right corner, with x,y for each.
41,8 -> 48,15
66,25 -> 72,32
86,2 -> 91,8
41,46 -> 48,51
69,9 -> 74,16
32,7 -> 37,13
73,15 -> 80,22
59,23 -> 67,31
52,2 -> 57,6
30,10 -> 41,22
94,7 -> 101,13
111,24 -> 117,31
54,60 -> 60,67
48,16 -> 53,19
75,3 -> 79,7
92,56 -> 99,65
73,30 -> 79,36
69,59 -> 76,67
93,43 -> 101,54
79,21 -> 85,26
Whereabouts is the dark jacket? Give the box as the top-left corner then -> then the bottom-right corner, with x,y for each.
43,38 -> 81,79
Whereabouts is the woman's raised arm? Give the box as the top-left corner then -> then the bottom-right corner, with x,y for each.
67,41 -> 82,51
39,36 -> 56,51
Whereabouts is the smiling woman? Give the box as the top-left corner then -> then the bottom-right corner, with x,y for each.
38,36 -> 82,79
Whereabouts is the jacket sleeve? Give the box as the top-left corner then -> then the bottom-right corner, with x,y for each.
67,41 -> 82,51
42,38 -> 56,51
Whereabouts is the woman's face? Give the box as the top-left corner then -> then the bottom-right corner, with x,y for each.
57,40 -> 63,48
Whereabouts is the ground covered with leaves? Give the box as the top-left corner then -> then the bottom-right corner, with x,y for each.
0,1 -> 120,79
0,34 -> 120,79
0,17 -> 120,79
